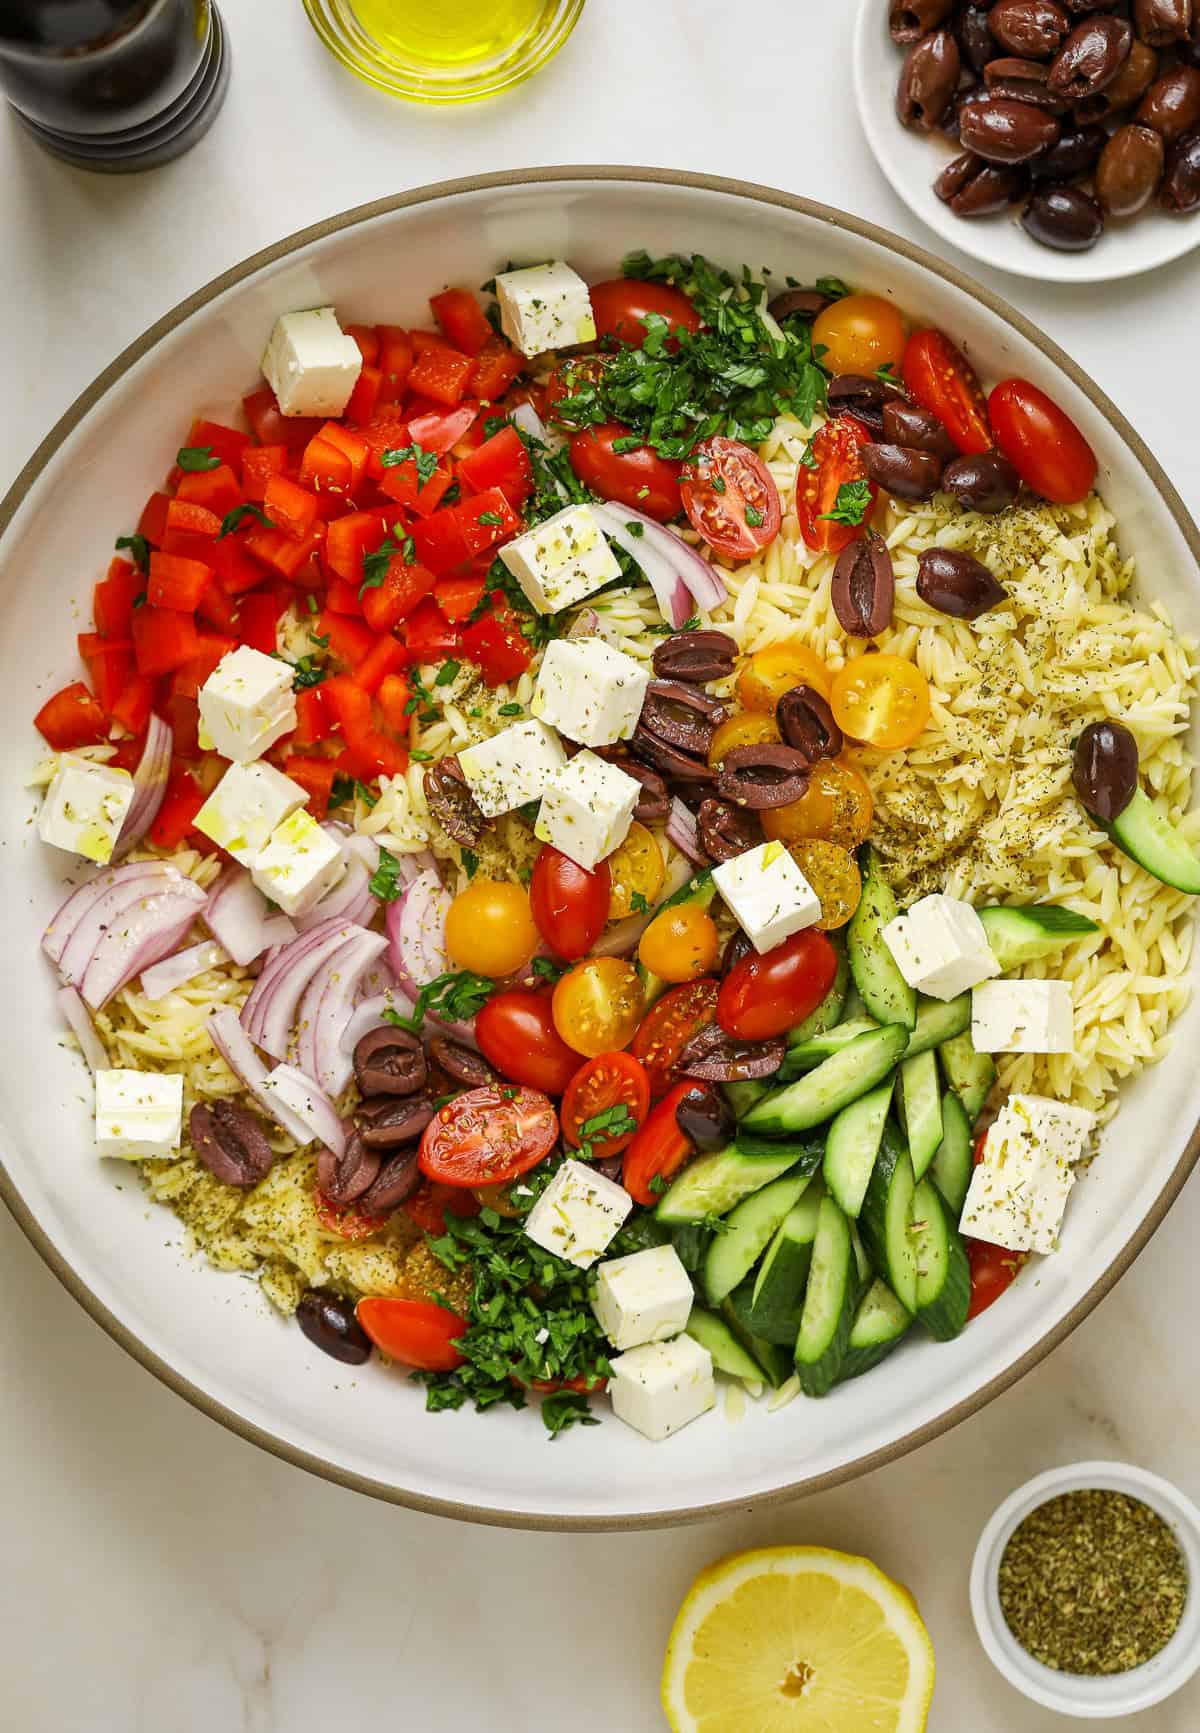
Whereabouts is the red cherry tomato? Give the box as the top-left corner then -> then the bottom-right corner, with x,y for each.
544,354 -> 613,425
528,1373 -> 607,1394
568,422 -> 683,522
680,436 -> 782,560
988,378 -> 1098,505
902,329 -> 992,456
356,1297 -> 466,1371
474,990 -> 580,1095
622,1080 -> 697,1205
561,1052 -> 651,1157
630,978 -> 720,1098
529,845 -> 612,961
589,278 -> 702,350
400,1180 -> 481,1236
419,1083 -> 558,1187
314,1192 -> 387,1240
966,1241 -> 1027,1320
794,414 -> 876,556
717,930 -> 839,1041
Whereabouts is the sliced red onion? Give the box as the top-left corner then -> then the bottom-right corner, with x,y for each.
386,866 -> 451,994
293,928 -> 389,1097
260,914 -> 298,948
43,862 -> 164,966
240,919 -> 366,1060
592,503 -> 691,627
80,889 -> 206,1010
509,400 -> 551,446
566,608 -> 601,641
57,985 -> 108,1073
340,988 -> 417,1056
592,501 -> 728,619
356,955 -> 399,1002
113,713 -> 172,859
45,861 -> 207,1009
345,832 -> 381,872
261,1063 -> 347,1156
207,1008 -> 314,1146
293,852 -> 373,933
204,868 -> 272,967
140,940 -> 227,1001
666,796 -> 708,866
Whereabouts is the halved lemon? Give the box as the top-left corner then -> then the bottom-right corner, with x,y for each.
661,1545 -> 935,1733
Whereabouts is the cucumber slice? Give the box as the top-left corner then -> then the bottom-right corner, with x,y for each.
938,1031 -> 996,1123
783,1016 -> 880,1072
685,1307 -> 764,1383
703,1172 -> 814,1306
910,1178 -> 971,1341
655,1143 -> 803,1224
899,1051 -> 944,1182
637,869 -> 717,1002
1106,788 -> 1200,894
746,1185 -> 824,1342
841,980 -> 868,1022
978,903 -> 1099,970
904,994 -> 971,1058
930,1090 -> 973,1217
722,1079 -> 770,1120
838,1278 -> 912,1383
823,1078 -> 894,1217
859,1123 -> 918,1314
744,1024 -> 909,1136
795,1195 -> 858,1396
848,847 -> 917,1031
850,1220 -> 873,1284
731,1129 -> 826,1168
719,1294 -> 792,1387
787,942 -> 850,1047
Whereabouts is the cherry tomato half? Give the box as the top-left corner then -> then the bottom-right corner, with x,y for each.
736,640 -> 832,710
445,878 -> 538,978
400,1180 -> 481,1236
568,422 -> 683,522
903,329 -> 992,456
314,1191 -> 387,1241
812,293 -> 907,378
966,1240 -> 1027,1320
530,845 -> 611,962
545,354 -> 613,425
356,1296 -> 466,1371
631,978 -> 719,1097
717,928 -> 839,1041
552,958 -> 644,1059
474,990 -> 580,1095
622,1079 -> 698,1206
680,436 -> 781,560
638,902 -> 721,983
561,1051 -> 650,1157
795,414 -> 876,557
829,653 -> 931,751
988,378 -> 1097,506
589,277 -> 702,350
419,1083 -> 558,1187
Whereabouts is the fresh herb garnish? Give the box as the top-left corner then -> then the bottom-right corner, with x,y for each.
176,445 -> 221,472
710,476 -> 727,494
368,847 -> 405,902
798,435 -> 819,471
476,510 -> 503,527
359,521 -> 408,598
289,654 -> 326,690
435,660 -> 461,687
815,276 -> 851,300
647,1173 -> 668,1196
630,890 -> 650,914
611,435 -> 644,455
682,613 -> 702,631
217,502 -> 274,538
114,533 -> 150,574
401,534 -> 417,565
745,504 -> 764,528
381,442 -> 439,488
498,701 -> 523,716
331,774 -> 377,809
819,480 -> 872,528
386,969 -> 499,1034
461,848 -> 480,880
530,956 -> 568,986
541,1391 -> 600,1439
131,590 -> 147,609
572,1103 -> 638,1163
875,360 -> 899,383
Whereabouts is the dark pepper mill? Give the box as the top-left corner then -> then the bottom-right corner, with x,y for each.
0,0 -> 229,172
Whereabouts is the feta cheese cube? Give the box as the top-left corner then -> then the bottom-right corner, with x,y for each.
882,894 -> 1001,1002
592,1244 -> 694,1351
498,504 -> 621,616
523,1159 -> 633,1269
495,261 -> 596,357
198,646 -> 297,764
458,719 -> 567,819
261,306 -> 362,418
535,749 -> 641,871
95,1068 -> 183,1161
250,810 -> 344,917
532,637 -> 650,748
608,1335 -> 716,1442
712,840 -> 822,955
194,761 -> 307,865
959,1092 -> 1095,1254
37,756 -> 134,864
971,979 -> 1075,1053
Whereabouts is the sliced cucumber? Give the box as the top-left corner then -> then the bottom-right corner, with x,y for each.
910,1178 -> 971,1342
787,942 -> 850,1047
838,1278 -> 913,1383
859,1123 -> 918,1314
1106,787 -> 1200,894
795,1194 -> 858,1397
930,1090 -> 973,1218
848,847 -> 917,1032
904,994 -> 971,1058
841,980 -> 868,1023
937,1031 -> 996,1123
719,1295 -> 792,1387
746,1186 -> 824,1343
743,1024 -> 909,1136
823,1078 -> 894,1217
783,1016 -> 880,1071
978,903 -> 1099,970
655,1143 -> 802,1225
685,1307 -> 763,1383
722,1079 -> 770,1120
703,1172 -> 814,1306
637,869 -> 717,1002
850,1221 -> 873,1284
731,1128 -> 826,1169
899,1050 -> 944,1182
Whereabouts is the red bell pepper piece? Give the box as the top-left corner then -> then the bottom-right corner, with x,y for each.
196,580 -> 239,635
429,288 -> 493,357
137,491 -> 171,548
242,386 -> 323,452
244,525 -> 323,583
461,597 -> 533,686
172,632 -> 237,700
165,692 -> 200,757
319,422 -> 370,491
78,633 -> 135,714
323,676 -> 408,780
212,537 -> 265,596
93,559 -> 143,637
457,425 -> 534,508
344,324 -> 380,366
410,510 -> 470,577
34,681 -> 109,749
406,404 -> 476,456
284,754 -> 337,817
165,499 -> 222,539
264,476 -> 321,542
149,763 -> 206,849
132,608 -> 202,677
376,672 -> 413,736
407,344 -> 473,408
360,557 -> 438,634
148,552 -> 213,612
378,455 -> 454,518
434,575 -> 487,624
110,674 -> 154,738
324,508 -> 397,585
299,433 -> 353,493
317,609 -> 374,668
176,462 -> 243,517
345,363 -> 383,428
456,486 -> 522,558
323,577 -> 365,616
241,445 -> 288,502
354,633 -> 408,696
235,590 -> 282,655
402,595 -> 464,664
186,419 -> 251,472
468,334 -> 523,402
293,685 -> 331,746
376,326 -> 414,402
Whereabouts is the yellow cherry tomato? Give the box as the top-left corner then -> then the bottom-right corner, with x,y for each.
736,641 -> 833,711
552,957 -> 645,1058
830,653 -> 931,751
811,293 -> 908,378
762,756 -> 875,849
444,878 -> 538,978
606,820 -> 665,920
638,903 -> 720,983
708,710 -> 780,768
788,839 -> 862,930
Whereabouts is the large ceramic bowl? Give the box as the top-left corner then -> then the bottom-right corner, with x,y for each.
3,169 -> 1199,1530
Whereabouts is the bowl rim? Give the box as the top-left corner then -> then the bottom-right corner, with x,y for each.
3,164 -> 1200,1531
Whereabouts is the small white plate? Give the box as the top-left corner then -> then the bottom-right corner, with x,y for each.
853,0 -> 1200,284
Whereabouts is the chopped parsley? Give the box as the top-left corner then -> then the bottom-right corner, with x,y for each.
217,502 -> 274,538
815,275 -> 851,300
460,848 -> 480,880
176,444 -> 221,472
629,890 -> 650,914
541,1391 -> 600,1439
114,533 -> 150,574
288,654 -> 326,690
571,1103 -> 638,1163
476,510 -> 503,527
359,524 -> 408,597
530,956 -> 567,986
611,435 -> 644,455
380,442 -> 439,488
497,701 -> 523,716
384,969 -> 499,1034
434,660 -> 461,687
744,504 -> 764,528
819,480 -> 872,528
647,1173 -> 668,1196
367,847 -> 405,902
331,774 -> 377,809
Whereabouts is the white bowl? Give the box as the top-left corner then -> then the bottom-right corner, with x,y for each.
3,168 -> 1200,1529
970,1461 -> 1200,1717
853,0 -> 1200,284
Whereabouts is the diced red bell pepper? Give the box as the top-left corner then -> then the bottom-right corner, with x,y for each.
175,462 -> 243,517
244,524 -> 323,582
186,419 -> 251,472
166,499 -> 222,539
378,454 -> 453,517
410,510 -> 470,577
93,559 -> 143,637
429,288 -> 493,357
160,528 -> 221,564
241,444 -> 288,502
172,632 -> 237,699
235,590 -> 282,656
264,475 -> 321,542
293,685 -> 331,746
434,574 -> 487,624
212,537 -> 265,596
456,487 -> 522,558
132,608 -> 202,677
457,425 -> 534,508
78,634 -> 135,714
354,634 -> 408,696
284,754 -> 337,817
299,433 -> 353,493
148,552 -> 213,612
461,597 -> 533,687
344,324 -> 381,366
406,404 -> 477,456
137,491 -> 171,548
34,680 -> 109,749
469,334 -> 524,402
376,672 -> 413,736
149,763 -> 206,849
323,675 -> 408,780
317,609 -> 375,668
402,595 -> 464,664
407,344 -> 473,408
242,386 -> 323,452
196,580 -> 239,635
410,328 -> 456,358
164,692 -> 201,757
323,577 -> 365,616
376,326 -> 414,402
360,557 -> 438,634
324,508 -> 397,584
319,422 -> 370,492
110,674 -> 154,738
344,363 -> 383,428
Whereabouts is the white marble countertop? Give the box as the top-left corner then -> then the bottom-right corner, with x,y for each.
2,1 -> 1199,1727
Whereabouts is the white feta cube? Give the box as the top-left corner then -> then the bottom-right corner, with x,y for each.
250,810 -> 344,917
535,750 -> 641,871
261,306 -> 362,418
498,503 -> 621,615
95,1067 -> 183,1161
592,1244 -> 694,1351
608,1335 -> 716,1442
37,756 -> 134,865
971,979 -> 1075,1054
523,1159 -> 633,1269
198,645 -> 297,764
495,261 -> 596,358
959,1092 -> 1095,1254
532,637 -> 650,748
458,719 -> 567,819
882,894 -> 1001,1002
194,760 -> 307,865
712,840 -> 822,955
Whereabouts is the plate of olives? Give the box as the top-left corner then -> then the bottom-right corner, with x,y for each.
854,0 -> 1200,280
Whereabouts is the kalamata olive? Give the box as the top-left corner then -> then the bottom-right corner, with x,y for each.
676,1021 -> 787,1083
1134,0 -> 1192,47
423,755 -> 487,848
696,798 -> 762,864
958,4 -> 1003,72
1047,16 -> 1133,99
715,744 -> 811,811
767,287 -> 832,323
618,756 -> 672,822
674,1082 -> 736,1151
1062,0 -> 1121,9
776,686 -> 845,764
860,443 -> 945,500
1097,121 -> 1165,212
359,1147 -> 422,1216
1075,36 -> 1157,119
317,1132 -> 382,1205
651,628 -> 737,684
943,452 -> 1023,512
1184,11 -> 1200,64
428,1036 -> 497,1088
630,727 -> 715,783
296,1290 -> 372,1366
983,55 -> 1070,109
1028,122 -> 1107,176
890,0 -> 955,44
916,547 -> 1008,618
721,928 -> 754,976
943,84 -> 992,143
1072,719 -> 1139,821
189,1098 -> 276,1189
1137,64 -> 1200,139
898,29 -> 963,129
831,533 -> 896,637
353,1024 -> 427,1098
1161,126 -> 1200,207
959,94 -> 1063,159
357,1093 -> 436,1150
826,373 -> 904,436
882,399 -> 957,458
938,156 -> 1028,213
639,681 -> 726,756
1021,182 -> 1106,246
989,0 -> 1071,59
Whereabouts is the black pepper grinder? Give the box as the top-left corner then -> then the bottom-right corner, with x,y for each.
0,0 -> 229,172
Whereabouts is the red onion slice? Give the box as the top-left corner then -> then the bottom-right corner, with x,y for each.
259,914 -> 298,949
592,501 -> 728,621
339,988 -> 417,1057
293,928 -> 389,1097
43,861 -> 165,966
293,852 -> 374,933
204,868 -> 273,967
240,919 -> 366,1060
509,400 -> 551,446
666,796 -> 709,866
80,887 -> 207,1010
386,866 -> 451,994
113,713 -> 172,859
591,503 -> 691,627
207,1008 -> 314,1145
261,1063 -> 347,1156
140,940 -> 227,1001
57,985 -> 108,1073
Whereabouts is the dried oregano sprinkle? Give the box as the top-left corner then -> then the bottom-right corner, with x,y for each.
998,1489 -> 1189,1676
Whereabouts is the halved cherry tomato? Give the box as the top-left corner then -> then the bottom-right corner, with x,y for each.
761,755 -> 874,848
552,958 -> 644,1058
530,845 -> 612,961
812,293 -> 907,378
631,978 -> 719,1097
718,928 -> 839,1041
967,1241 -> 1027,1320
638,903 -> 720,982
903,329 -> 992,456
33,681 -> 108,749
401,1179 -> 480,1236
794,415 -> 876,556
606,820 -> 664,920
589,277 -> 702,350
544,354 -> 612,425
568,423 -> 683,522
419,1083 -> 558,1187
314,1192 -> 387,1240
622,1080 -> 697,1206
356,1296 -> 466,1371
444,878 -> 538,978
787,839 -> 862,931
561,1051 -> 650,1157
680,437 -> 781,560
474,991 -> 579,1095
736,640 -> 832,710
830,653 -> 930,750
988,378 -> 1097,506
708,710 -> 780,767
